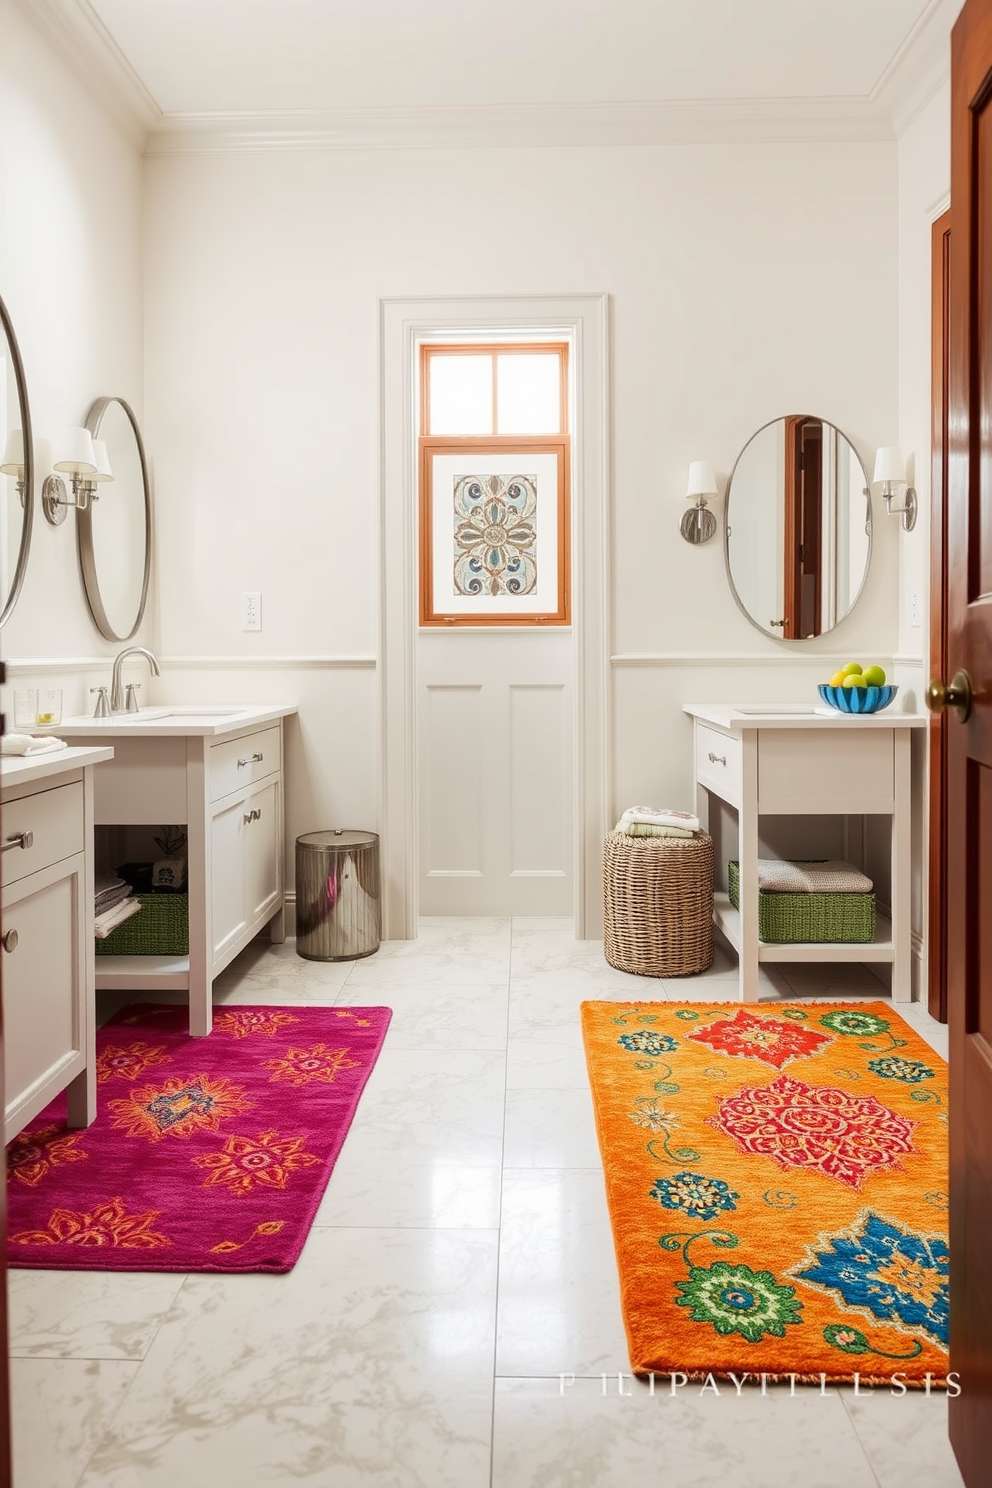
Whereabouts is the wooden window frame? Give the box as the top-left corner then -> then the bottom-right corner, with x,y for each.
418,342 -> 571,627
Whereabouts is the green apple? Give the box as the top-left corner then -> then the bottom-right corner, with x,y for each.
842,674 -> 868,688
841,662 -> 863,677
862,664 -> 886,687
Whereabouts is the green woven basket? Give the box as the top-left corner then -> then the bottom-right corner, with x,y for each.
95,894 -> 189,956
727,861 -> 875,944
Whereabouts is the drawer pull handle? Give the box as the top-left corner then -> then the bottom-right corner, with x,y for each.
2,831 -> 34,853
243,808 -> 262,824
707,752 -> 727,766
2,929 -> 18,953
236,753 -> 265,768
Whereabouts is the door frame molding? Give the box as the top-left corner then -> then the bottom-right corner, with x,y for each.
378,293 -> 611,939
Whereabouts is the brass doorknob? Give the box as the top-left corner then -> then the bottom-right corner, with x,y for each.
926,669 -> 973,722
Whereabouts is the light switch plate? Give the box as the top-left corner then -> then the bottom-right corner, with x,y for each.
241,591 -> 262,631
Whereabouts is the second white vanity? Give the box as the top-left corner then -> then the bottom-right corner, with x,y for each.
684,702 -> 927,1002
56,705 -> 296,1035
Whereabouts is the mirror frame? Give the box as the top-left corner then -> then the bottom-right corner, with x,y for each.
0,291 -> 35,630
78,395 -> 151,641
723,412 -> 872,641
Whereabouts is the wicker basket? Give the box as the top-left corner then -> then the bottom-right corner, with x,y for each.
603,830 -> 714,977
727,861 -> 875,944
95,894 -> 189,956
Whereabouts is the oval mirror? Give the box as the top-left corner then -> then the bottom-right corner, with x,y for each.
725,414 -> 871,640
78,396 -> 151,641
0,292 -> 34,628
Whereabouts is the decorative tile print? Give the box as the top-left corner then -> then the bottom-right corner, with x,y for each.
452,473 -> 537,597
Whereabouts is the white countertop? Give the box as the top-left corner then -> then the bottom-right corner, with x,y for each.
46,704 -> 297,740
683,702 -> 928,731
1,745 -> 115,791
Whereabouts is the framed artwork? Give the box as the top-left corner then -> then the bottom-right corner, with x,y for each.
418,436 -> 570,626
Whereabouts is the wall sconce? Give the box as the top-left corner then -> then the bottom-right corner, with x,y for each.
680,461 -> 719,544
872,446 -> 917,532
0,430 -> 27,507
42,429 -> 113,525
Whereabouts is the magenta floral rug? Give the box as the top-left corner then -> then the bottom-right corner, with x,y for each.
5,1003 -> 391,1273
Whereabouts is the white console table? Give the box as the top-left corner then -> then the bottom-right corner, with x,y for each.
683,703 -> 927,1002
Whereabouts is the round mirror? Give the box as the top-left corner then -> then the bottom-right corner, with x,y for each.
725,414 -> 871,640
0,292 -> 34,628
78,396 -> 151,640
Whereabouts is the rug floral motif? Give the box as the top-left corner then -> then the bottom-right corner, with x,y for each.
581,1001 -> 949,1386
6,1003 -> 391,1273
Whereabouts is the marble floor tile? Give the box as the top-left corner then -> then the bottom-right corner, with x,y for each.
76,1227 -> 498,1488
505,1036 -> 592,1090
491,1376 -> 882,1488
316,1158 -> 503,1229
334,980 -> 508,1050
12,1357 -> 139,1488
841,1388 -> 965,1488
8,1270 -> 186,1361
348,917 -> 511,985
496,1171 -> 627,1376
503,1087 -> 601,1169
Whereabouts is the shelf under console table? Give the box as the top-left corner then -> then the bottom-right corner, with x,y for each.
682,703 -> 927,1003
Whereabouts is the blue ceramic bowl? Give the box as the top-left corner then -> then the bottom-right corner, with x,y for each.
818,683 -> 898,715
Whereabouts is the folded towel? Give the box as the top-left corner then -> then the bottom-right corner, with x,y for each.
94,897 -> 142,939
756,859 -> 874,895
95,881 -> 133,915
615,821 -> 695,838
1,733 -> 69,757
619,806 -> 700,832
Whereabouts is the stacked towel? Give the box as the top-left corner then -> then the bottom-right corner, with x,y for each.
1,733 -> 69,757
95,897 -> 142,940
615,806 -> 700,838
755,859 -> 874,895
94,873 -> 142,939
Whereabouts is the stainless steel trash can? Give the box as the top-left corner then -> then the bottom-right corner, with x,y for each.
296,829 -> 381,961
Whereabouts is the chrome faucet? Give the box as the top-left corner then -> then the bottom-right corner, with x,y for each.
110,647 -> 161,713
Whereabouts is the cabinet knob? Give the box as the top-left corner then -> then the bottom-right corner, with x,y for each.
2,830 -> 33,854
2,928 -> 18,953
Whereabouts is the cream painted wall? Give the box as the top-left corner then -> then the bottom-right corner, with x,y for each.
143,140 -> 901,912
0,0 -> 148,699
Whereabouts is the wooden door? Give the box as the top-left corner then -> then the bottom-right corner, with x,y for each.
783,416 -> 823,639
947,3 -> 992,1480
930,210 -> 952,1024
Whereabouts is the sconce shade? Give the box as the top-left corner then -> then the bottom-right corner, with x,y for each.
53,427 -> 97,476
872,446 -> 906,487
90,438 -> 114,482
686,460 -> 718,499
1,428 -> 25,476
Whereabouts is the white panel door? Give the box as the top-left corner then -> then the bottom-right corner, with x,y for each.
418,630 -> 573,914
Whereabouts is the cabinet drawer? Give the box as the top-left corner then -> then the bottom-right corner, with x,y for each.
1,782 -> 84,888
695,725 -> 742,804
209,726 -> 281,802
758,729 -> 894,812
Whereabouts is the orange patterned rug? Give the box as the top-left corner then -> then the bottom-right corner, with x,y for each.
581,1000 -> 950,1387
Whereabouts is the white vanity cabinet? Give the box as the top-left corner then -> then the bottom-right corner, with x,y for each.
683,704 -> 927,1003
2,747 -> 114,1143
55,706 -> 296,1037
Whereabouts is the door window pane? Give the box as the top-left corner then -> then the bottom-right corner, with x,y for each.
428,355 -> 493,435
496,354 -> 561,434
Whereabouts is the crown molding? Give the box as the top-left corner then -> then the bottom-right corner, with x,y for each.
143,97 -> 896,154
14,0 -> 160,147
18,0 -> 956,156
870,0 -> 956,138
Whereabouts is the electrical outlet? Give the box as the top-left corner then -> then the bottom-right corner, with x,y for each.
910,590 -> 921,628
241,591 -> 262,632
